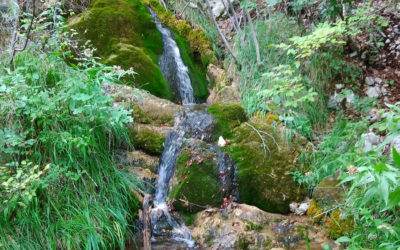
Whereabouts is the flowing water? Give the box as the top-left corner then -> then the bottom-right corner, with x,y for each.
149,8 -> 195,105
148,8 -> 214,248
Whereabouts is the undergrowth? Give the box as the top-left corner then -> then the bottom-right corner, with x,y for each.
0,10 -> 142,247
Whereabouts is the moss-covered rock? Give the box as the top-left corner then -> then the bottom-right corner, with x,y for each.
208,103 -> 248,138
128,126 -> 165,156
169,142 -> 222,213
228,122 -> 307,213
70,0 -> 173,99
312,176 -> 345,208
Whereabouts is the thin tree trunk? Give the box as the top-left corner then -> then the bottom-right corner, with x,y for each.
227,0 -> 240,32
243,8 -> 261,66
206,0 -> 237,63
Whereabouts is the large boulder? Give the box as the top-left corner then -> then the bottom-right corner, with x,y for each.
168,140 -> 238,213
228,122 -> 308,213
69,0 -> 172,99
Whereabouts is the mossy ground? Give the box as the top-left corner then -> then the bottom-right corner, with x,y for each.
228,122 -> 307,213
208,103 -> 248,138
169,142 -> 222,213
70,0 -> 172,99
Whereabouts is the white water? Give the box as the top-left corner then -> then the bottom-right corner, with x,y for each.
149,8 -> 195,105
149,8 -> 197,247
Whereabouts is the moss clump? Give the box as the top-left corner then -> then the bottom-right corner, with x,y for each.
307,200 -> 324,223
70,0 -> 172,100
131,104 -> 152,124
128,127 -> 165,156
228,122 -> 307,213
246,221 -> 263,231
326,210 -> 354,239
169,142 -> 221,213
208,103 -> 248,138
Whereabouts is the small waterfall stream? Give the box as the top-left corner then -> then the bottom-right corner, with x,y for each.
149,8 -> 195,105
148,8 -> 207,247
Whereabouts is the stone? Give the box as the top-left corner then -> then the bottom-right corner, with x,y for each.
391,136 -> 400,156
366,86 -> 380,98
207,64 -> 241,104
345,90 -> 355,109
327,92 -> 343,110
199,0 -> 239,19
361,132 -> 381,152
365,76 -> 375,86
289,201 -> 310,216
192,203 -> 334,249
375,77 -> 383,84
335,83 -> 344,89
349,51 -> 358,58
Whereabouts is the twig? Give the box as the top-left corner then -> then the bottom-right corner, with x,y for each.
313,205 -> 342,219
245,122 -> 273,159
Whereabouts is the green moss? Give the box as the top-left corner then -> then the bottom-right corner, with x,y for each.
326,209 -> 354,239
131,104 -> 152,124
228,122 -> 306,213
169,143 -> 221,213
70,0 -> 172,99
246,221 -> 263,231
208,104 -> 248,138
128,127 -> 165,156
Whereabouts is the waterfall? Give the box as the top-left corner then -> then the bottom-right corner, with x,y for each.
149,8 -> 195,105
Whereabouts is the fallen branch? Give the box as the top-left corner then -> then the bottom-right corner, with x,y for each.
243,8 -> 261,67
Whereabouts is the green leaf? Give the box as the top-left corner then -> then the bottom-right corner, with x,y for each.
374,163 -> 389,172
393,146 -> 400,168
336,236 -> 351,243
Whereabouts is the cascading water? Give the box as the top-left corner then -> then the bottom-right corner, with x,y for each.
149,8 -> 195,105
148,8 -> 209,247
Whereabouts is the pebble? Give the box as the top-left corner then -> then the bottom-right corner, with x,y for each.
365,77 -> 375,86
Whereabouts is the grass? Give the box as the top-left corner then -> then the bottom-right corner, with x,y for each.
0,50 -> 142,249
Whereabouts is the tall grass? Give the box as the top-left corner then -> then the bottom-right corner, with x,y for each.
0,50 -> 141,249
